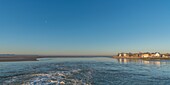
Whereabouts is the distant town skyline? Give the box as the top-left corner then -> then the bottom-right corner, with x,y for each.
0,0 -> 170,55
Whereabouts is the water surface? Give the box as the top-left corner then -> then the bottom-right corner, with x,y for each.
0,57 -> 170,85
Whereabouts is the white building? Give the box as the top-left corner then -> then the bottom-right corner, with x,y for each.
141,53 -> 150,58
154,52 -> 161,57
118,53 -> 128,57
118,53 -> 122,57
123,53 -> 127,57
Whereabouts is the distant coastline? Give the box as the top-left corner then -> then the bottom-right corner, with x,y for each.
113,52 -> 170,60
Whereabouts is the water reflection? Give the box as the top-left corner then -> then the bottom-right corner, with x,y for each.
117,58 -> 168,67
1,57 -> 170,85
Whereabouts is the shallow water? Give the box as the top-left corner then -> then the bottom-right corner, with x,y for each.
1,57 -> 170,85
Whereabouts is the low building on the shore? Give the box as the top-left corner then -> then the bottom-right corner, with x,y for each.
154,52 -> 161,57
161,53 -> 170,58
117,52 -> 167,58
140,53 -> 150,58
133,53 -> 140,57
161,54 -> 167,58
118,53 -> 129,57
118,53 -> 122,57
140,52 -> 161,58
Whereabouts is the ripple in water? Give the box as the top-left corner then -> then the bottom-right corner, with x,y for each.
2,58 -> 170,85
3,63 -> 93,85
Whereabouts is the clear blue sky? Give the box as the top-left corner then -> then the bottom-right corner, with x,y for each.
0,0 -> 170,55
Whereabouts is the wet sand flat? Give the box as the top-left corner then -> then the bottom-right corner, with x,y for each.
0,56 -> 111,62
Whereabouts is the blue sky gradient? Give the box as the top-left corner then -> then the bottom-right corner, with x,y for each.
0,0 -> 170,55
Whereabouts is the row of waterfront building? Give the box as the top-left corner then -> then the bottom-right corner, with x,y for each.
117,52 -> 170,58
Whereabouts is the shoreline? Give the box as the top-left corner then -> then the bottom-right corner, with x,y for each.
113,56 -> 170,60
0,57 -> 38,62
0,56 -> 112,62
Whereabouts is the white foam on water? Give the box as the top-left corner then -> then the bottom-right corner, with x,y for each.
3,68 -> 92,85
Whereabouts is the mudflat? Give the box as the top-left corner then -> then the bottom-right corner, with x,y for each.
0,55 -> 111,62
0,56 -> 38,62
